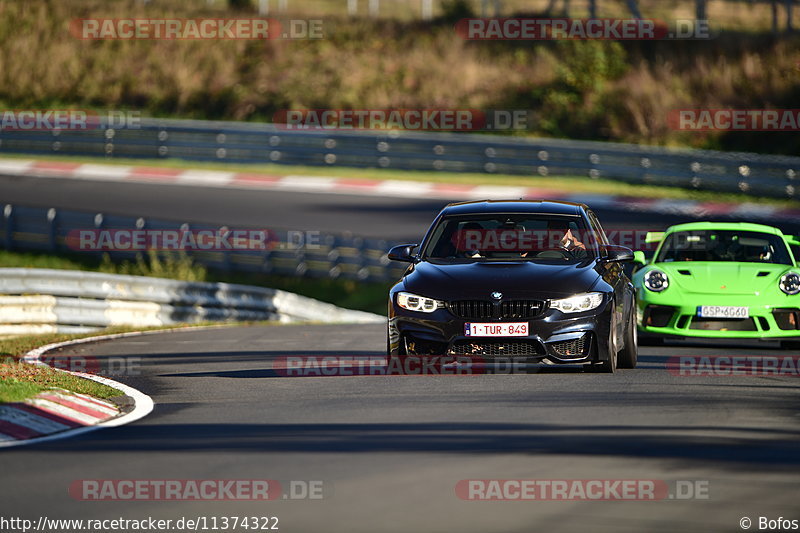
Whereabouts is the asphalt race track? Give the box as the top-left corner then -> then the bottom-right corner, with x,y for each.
1,174 -> 799,532
2,325 -> 800,532
3,174 -> 800,240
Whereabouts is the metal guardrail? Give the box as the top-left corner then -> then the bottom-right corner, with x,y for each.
0,268 -> 383,335
1,117 -> 798,199
1,203 -> 408,282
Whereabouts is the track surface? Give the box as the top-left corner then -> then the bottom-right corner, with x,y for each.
1,325 -> 799,533
1,174 -> 799,532
3,174 -> 799,240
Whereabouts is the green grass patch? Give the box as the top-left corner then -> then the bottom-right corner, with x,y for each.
1,152 -> 793,208
0,361 -> 119,402
0,377 -> 44,404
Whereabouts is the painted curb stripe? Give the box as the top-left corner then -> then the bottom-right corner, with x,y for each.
25,398 -> 107,425
37,394 -> 116,419
13,403 -> 83,428
0,419 -> 42,439
0,405 -> 73,433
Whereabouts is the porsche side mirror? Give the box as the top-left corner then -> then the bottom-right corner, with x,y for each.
388,244 -> 419,263
602,245 -> 634,263
632,250 -> 647,265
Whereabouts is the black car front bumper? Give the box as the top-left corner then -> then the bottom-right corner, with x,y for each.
388,298 -> 615,365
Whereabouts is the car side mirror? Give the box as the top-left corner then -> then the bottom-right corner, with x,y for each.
388,244 -> 419,263
602,245 -> 634,263
632,250 -> 647,265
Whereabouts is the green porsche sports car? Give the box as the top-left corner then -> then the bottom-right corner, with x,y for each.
632,222 -> 800,349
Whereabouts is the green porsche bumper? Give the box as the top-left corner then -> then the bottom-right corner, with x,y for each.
635,290 -> 800,339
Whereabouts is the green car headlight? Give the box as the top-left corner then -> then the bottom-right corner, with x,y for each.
779,272 -> 800,295
644,269 -> 669,292
550,292 -> 604,314
397,292 -> 444,313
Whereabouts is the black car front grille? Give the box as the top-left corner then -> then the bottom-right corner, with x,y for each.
449,340 -> 544,358
447,300 -> 495,319
447,300 -> 544,320
549,334 -> 591,357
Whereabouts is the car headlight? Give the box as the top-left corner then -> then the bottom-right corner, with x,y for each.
644,269 -> 669,292
780,272 -> 800,295
396,291 -> 444,313
550,292 -> 604,314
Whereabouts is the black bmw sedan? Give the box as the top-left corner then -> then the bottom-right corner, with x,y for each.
387,200 -> 638,372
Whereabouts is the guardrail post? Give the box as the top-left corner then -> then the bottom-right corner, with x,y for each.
47,208 -> 58,252
220,225 -> 232,272
3,204 -> 13,251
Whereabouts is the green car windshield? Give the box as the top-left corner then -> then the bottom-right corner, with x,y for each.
656,230 -> 793,265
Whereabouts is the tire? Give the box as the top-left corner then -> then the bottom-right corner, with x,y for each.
617,306 -> 638,369
598,310 -> 618,373
387,332 -> 407,362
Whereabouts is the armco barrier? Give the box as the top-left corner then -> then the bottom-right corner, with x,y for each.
0,117 -> 798,199
0,268 -> 383,335
1,203 -> 408,282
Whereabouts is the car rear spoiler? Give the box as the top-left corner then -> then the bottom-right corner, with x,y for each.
644,231 -> 664,244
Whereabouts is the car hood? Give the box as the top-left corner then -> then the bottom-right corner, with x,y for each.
656,262 -> 792,295
403,260 -> 601,300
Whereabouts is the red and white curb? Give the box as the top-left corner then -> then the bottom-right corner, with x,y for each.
0,330 -> 156,448
1,158 -> 798,223
0,390 -> 119,443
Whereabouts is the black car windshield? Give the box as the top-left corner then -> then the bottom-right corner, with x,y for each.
421,214 -> 598,262
656,230 -> 793,265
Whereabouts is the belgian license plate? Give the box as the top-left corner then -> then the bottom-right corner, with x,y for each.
697,306 -> 749,319
465,322 -> 528,337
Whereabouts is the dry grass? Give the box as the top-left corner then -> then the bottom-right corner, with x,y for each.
0,1 -> 797,154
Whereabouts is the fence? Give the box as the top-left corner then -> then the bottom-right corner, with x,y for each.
0,117 -> 798,199
1,204 -> 409,283
0,268 -> 383,335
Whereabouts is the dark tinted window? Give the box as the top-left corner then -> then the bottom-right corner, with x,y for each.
656,230 -> 793,265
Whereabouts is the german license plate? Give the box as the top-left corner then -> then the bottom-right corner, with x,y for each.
697,306 -> 749,319
465,322 -> 528,337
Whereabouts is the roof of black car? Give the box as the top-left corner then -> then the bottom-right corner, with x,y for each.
441,199 -> 586,216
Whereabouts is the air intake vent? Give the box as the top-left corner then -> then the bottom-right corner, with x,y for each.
757,271 -> 770,277
678,270 -> 691,276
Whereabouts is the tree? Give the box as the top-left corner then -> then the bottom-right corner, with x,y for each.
695,0 -> 707,21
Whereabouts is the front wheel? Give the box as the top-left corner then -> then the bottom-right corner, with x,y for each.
598,311 -> 618,373
617,307 -> 638,369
